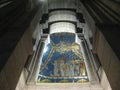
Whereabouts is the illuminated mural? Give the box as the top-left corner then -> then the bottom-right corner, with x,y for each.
37,33 -> 89,83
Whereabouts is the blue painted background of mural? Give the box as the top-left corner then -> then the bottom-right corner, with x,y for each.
50,33 -> 75,44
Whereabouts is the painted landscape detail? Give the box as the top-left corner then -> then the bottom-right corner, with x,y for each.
37,33 -> 89,83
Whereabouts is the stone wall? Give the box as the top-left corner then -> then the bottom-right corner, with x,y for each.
0,27 -> 33,90
94,30 -> 120,90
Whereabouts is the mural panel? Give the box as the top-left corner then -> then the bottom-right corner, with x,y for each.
37,33 -> 89,83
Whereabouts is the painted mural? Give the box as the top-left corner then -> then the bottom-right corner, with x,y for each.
37,33 -> 89,83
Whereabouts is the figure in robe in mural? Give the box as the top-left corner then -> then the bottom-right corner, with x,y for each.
53,57 -> 86,77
